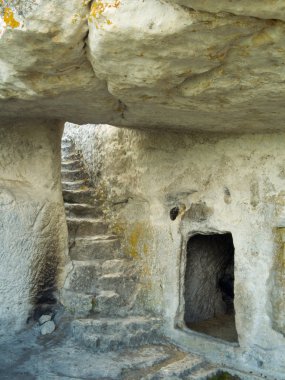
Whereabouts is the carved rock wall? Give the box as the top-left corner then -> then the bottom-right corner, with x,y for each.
65,123 -> 285,378
0,119 -> 68,335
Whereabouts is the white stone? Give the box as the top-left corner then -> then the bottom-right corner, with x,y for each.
40,320 -> 55,335
39,315 -> 52,325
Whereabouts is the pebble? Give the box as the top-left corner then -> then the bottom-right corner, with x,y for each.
40,320 -> 55,335
39,314 -> 52,325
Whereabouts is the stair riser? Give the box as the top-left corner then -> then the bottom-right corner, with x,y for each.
61,148 -> 82,161
69,239 -> 122,261
61,161 -> 84,171
72,318 -> 161,336
99,275 -> 138,300
189,369 -> 220,380
61,141 -> 75,150
65,267 -> 135,295
61,170 -> 88,181
85,333 -> 161,353
75,328 -> 162,353
63,190 -> 95,204
62,181 -> 90,191
68,220 -> 109,238
60,290 -> 94,317
92,293 -> 124,315
101,259 -> 134,274
64,204 -> 103,218
65,264 -> 101,293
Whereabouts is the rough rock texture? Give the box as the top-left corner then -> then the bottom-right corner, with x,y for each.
0,119 -> 68,336
0,1 -> 285,132
65,123 -> 285,379
0,323 -> 254,380
60,135 -> 142,320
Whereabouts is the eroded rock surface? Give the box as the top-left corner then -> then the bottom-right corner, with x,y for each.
1,1 -> 285,132
64,123 -> 285,379
0,120 -> 68,335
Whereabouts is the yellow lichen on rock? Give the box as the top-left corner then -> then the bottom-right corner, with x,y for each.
129,223 -> 143,259
89,0 -> 120,28
3,7 -> 19,28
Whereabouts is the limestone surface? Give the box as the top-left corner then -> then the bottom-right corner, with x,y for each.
0,120 -> 68,336
65,123 -> 285,379
0,1 -> 285,132
0,324 -> 245,380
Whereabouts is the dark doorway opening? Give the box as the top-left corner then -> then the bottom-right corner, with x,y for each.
184,233 -> 238,343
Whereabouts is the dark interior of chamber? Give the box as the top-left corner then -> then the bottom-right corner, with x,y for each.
184,233 -> 238,343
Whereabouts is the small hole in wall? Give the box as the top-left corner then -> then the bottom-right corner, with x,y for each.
184,233 -> 238,343
170,207 -> 180,221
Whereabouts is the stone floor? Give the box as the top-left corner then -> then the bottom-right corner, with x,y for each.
0,316 -> 250,380
187,314 -> 238,343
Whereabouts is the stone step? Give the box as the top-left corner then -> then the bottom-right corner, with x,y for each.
92,290 -> 125,316
72,316 -> 162,352
64,203 -> 102,218
61,288 -> 126,318
62,180 -> 90,191
61,168 -> 89,182
61,139 -> 75,149
99,272 -> 138,300
65,259 -> 136,295
63,188 -> 95,204
61,141 -> 79,150
67,217 -> 108,238
60,289 -> 95,317
73,316 -> 161,335
101,259 -> 134,274
62,150 -> 78,160
69,236 -> 122,261
64,260 -> 102,293
187,364 -> 221,379
61,159 -> 84,171
143,355 -> 206,380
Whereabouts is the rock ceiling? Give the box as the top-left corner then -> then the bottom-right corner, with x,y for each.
1,0 -> 285,132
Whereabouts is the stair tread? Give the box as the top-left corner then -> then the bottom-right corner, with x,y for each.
62,179 -> 87,185
62,159 -> 81,164
64,203 -> 98,211
63,188 -> 92,193
61,169 -> 86,174
70,259 -> 102,266
74,316 -> 161,325
100,272 -> 129,278
73,235 -> 119,241
67,217 -> 106,223
187,364 -> 219,379
146,355 -> 205,379
65,203 -> 96,208
97,290 -> 120,297
70,258 -> 127,265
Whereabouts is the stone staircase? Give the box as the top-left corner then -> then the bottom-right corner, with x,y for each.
61,136 -> 162,352
72,316 -> 162,353
141,355 -> 222,380
59,136 -> 255,379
